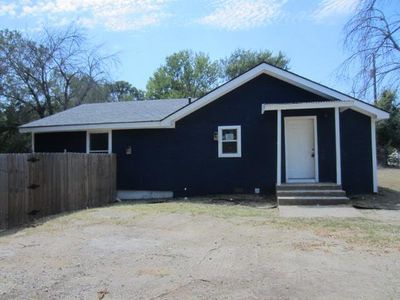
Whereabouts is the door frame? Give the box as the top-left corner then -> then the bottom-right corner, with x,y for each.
284,116 -> 319,183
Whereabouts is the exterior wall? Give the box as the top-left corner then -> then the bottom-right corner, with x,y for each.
340,110 -> 373,194
35,132 -> 86,153
113,74 -> 333,196
33,73 -> 375,195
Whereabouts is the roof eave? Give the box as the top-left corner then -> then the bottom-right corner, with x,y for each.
19,120 -> 175,133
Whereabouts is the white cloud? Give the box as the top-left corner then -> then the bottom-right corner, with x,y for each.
198,0 -> 287,31
0,2 -> 16,16
0,0 -> 172,31
313,0 -> 361,20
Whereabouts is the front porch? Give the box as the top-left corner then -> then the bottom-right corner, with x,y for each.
261,100 -> 381,204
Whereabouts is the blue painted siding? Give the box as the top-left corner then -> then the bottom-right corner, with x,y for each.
340,110 -> 373,194
113,74 -> 335,196
34,74 -> 374,195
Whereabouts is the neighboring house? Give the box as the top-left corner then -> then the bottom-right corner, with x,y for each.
20,63 -> 389,203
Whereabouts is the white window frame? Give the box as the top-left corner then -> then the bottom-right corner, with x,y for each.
86,130 -> 112,154
218,125 -> 242,158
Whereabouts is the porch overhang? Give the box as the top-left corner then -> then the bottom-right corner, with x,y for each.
261,100 -> 389,120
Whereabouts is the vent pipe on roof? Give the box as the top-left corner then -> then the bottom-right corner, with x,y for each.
188,97 -> 192,104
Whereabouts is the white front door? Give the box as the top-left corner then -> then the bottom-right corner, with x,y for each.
285,116 -> 318,183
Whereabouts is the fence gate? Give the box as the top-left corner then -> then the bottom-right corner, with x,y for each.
0,153 -> 116,229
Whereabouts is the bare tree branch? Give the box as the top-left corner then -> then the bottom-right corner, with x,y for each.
340,0 -> 400,101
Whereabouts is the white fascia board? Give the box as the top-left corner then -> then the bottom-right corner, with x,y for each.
162,63 -> 354,124
19,121 -> 175,133
352,101 -> 389,120
262,101 -> 352,113
261,65 -> 352,101
164,63 -> 389,123
262,100 -> 389,120
162,65 -> 267,125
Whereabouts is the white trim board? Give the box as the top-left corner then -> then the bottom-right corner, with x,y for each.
163,63 -> 389,124
284,116 -> 319,184
276,110 -> 282,185
20,63 -> 389,134
334,107 -> 342,185
371,118 -> 378,193
20,121 -> 175,133
218,125 -> 242,158
262,100 -> 388,120
86,130 -> 112,154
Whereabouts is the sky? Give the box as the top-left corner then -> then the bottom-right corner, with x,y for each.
0,0 -> 397,99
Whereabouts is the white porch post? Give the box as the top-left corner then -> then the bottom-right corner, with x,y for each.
277,109 -> 282,185
335,107 -> 342,185
371,117 -> 378,193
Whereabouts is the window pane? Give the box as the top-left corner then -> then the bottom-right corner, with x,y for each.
90,133 -> 108,151
222,141 -> 237,153
222,129 -> 237,141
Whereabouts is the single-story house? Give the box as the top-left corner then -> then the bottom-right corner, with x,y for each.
20,63 -> 389,204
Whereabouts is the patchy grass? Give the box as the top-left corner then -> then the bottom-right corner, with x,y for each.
379,168 -> 400,191
267,217 -> 400,250
5,168 -> 399,250
18,200 -> 399,252
351,168 -> 400,209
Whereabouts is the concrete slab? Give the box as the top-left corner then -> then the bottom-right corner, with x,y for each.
279,205 -> 363,218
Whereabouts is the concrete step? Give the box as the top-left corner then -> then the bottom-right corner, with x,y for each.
277,190 -> 346,197
277,183 -> 342,191
278,196 -> 349,206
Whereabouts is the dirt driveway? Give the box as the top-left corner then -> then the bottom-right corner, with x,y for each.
0,202 -> 399,299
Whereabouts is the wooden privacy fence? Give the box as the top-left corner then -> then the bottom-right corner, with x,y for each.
0,153 -> 116,229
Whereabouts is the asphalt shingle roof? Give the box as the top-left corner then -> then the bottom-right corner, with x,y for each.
20,99 -> 189,129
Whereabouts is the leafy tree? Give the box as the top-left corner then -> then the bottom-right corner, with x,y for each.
376,90 -> 400,165
342,0 -> 400,100
106,81 -> 145,101
222,49 -> 290,80
0,102 -> 33,152
146,50 -> 221,99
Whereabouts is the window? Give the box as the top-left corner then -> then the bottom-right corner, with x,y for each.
87,131 -> 111,153
218,125 -> 241,158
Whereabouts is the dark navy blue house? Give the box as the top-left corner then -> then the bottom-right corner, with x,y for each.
20,63 -> 389,203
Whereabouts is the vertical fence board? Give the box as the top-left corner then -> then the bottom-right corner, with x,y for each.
0,153 -> 116,229
0,155 -> 9,229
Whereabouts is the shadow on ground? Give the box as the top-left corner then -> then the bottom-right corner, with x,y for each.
351,187 -> 400,210
122,194 -> 277,209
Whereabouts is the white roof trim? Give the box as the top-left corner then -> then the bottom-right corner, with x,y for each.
20,121 -> 175,133
262,101 -> 352,112
21,63 -> 389,134
163,63 -> 388,123
261,100 -> 388,120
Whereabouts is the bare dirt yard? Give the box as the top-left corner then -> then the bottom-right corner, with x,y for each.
0,169 -> 399,299
1,203 -> 400,299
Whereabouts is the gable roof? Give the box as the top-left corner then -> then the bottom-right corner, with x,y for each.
20,62 -> 389,133
161,62 -> 389,124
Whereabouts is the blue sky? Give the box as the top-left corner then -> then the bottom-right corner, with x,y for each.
0,0 -> 397,100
